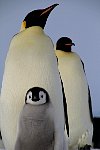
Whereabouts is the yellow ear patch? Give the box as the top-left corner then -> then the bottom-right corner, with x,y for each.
20,21 -> 26,32
55,50 -> 66,57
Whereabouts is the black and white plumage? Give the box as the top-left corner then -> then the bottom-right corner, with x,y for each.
0,5 -> 68,150
25,87 -> 49,105
92,117 -> 100,149
14,87 -> 55,150
56,37 -> 93,150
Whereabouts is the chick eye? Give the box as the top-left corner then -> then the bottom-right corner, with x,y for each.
26,91 -> 32,104
39,91 -> 46,100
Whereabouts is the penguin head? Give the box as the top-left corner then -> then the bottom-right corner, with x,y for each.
20,4 -> 59,31
25,87 -> 49,105
56,37 -> 75,52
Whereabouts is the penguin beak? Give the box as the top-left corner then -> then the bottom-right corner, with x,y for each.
39,3 -> 59,29
72,43 -> 75,46
65,43 -> 75,46
40,4 -> 59,16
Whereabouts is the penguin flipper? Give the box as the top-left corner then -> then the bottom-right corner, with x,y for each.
0,96 -> 1,140
56,56 -> 58,65
0,133 -> 4,150
60,77 -> 69,137
57,55 -> 69,136
80,59 -> 93,123
0,96 -> 5,149
0,133 -> 1,143
92,117 -> 100,148
88,86 -> 93,122
0,95 -> 2,139
80,59 -> 85,73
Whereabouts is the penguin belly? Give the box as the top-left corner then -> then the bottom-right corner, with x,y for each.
56,51 -> 93,148
0,27 -> 64,150
15,104 -> 54,150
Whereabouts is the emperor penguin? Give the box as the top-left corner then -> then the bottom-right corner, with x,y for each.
14,87 -> 55,150
0,5 -> 68,150
55,37 -> 93,150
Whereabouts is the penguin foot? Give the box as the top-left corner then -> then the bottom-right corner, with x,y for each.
78,130 -> 92,148
78,144 -> 91,150
78,131 -> 89,146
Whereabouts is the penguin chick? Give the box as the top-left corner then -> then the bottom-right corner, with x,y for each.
55,37 -> 93,150
14,87 -> 55,150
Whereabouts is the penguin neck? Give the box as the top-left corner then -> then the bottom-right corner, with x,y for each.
23,26 -> 44,35
61,47 -> 72,52
55,50 -> 70,57
65,47 -> 71,52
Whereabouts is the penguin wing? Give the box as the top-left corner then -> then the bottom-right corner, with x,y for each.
56,56 -> 58,65
92,117 -> 100,148
0,132 -> 2,140
60,76 -> 69,136
81,59 -> 93,123
56,56 -> 69,136
0,95 -> 1,139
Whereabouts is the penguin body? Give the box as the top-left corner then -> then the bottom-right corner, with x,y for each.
56,37 -> 93,150
0,5 -> 67,150
15,87 -> 54,150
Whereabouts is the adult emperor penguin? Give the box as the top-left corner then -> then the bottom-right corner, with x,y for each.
15,87 -> 55,150
0,5 -> 68,150
55,37 -> 93,150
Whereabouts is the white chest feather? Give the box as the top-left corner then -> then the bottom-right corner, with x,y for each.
0,27 -> 64,150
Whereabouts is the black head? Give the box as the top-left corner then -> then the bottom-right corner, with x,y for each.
56,37 -> 75,52
25,87 -> 49,105
21,4 -> 58,30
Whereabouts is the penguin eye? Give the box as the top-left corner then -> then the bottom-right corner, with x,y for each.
26,91 -> 32,104
39,91 -> 46,99
38,91 -> 46,104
